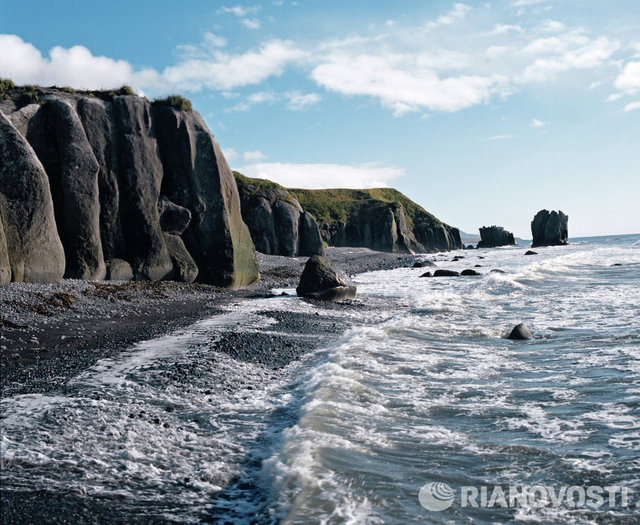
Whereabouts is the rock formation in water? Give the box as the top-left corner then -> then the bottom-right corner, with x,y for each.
234,173 -> 324,257
236,181 -> 461,254
296,255 -> 356,301
476,225 -> 516,248
531,210 -> 568,247
0,84 -> 259,287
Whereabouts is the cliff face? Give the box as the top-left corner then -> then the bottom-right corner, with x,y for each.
477,225 -> 516,248
291,188 -> 462,253
531,209 -> 568,247
0,86 -> 259,288
234,173 -> 324,257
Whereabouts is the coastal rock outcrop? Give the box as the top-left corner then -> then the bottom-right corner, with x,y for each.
296,255 -> 356,301
290,187 -> 462,254
531,210 -> 568,247
477,226 -> 516,248
234,173 -> 325,257
0,111 -> 66,283
0,85 -> 259,287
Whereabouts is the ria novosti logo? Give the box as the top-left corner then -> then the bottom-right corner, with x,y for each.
418,482 -> 633,512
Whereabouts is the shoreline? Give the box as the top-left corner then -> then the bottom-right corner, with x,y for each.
1,247 -> 415,396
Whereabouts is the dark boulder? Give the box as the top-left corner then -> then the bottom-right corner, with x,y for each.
531,209 -> 568,247
0,215 -> 11,285
158,196 -> 191,235
105,258 -> 134,281
524,250 -> 538,256
0,111 -> 65,283
296,255 -> 356,301
508,323 -> 532,340
413,260 -> 436,268
477,225 -> 516,248
163,233 -> 198,283
461,269 -> 481,276
419,271 -> 433,277
273,199 -> 302,257
433,269 -> 460,277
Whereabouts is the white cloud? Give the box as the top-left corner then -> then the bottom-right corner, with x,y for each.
425,3 -> 471,31
539,20 -> 566,33
521,36 -> 620,82
512,0 -> 546,6
486,24 -> 523,36
285,90 -> 321,110
223,147 -> 240,161
219,5 -> 259,17
241,18 -> 261,30
243,150 -> 268,162
311,52 -> 509,113
483,134 -> 515,141
615,61 -> 640,92
623,100 -> 640,112
531,118 -> 545,127
163,39 -> 305,91
238,162 -> 404,189
0,34 -> 161,90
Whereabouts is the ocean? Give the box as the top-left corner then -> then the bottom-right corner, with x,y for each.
1,234 -> 639,523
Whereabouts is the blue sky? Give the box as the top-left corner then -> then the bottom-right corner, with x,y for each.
1,0 -> 639,237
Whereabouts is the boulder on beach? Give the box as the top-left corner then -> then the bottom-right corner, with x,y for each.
490,269 -> 506,274
105,258 -> 134,281
477,226 -> 516,248
419,271 -> 433,277
433,269 -> 460,277
531,209 -> 568,247
524,250 -> 538,256
508,323 -> 532,340
296,255 -> 356,301
413,260 -> 436,268
461,269 -> 481,276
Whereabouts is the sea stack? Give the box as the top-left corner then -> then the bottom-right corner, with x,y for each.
477,226 -> 516,248
531,210 -> 568,247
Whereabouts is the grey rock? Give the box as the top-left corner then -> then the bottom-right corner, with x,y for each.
158,196 -> 191,235
299,212 -> 325,256
273,199 -> 301,257
531,209 -> 568,247
296,255 -> 357,301
163,233 -> 198,283
113,96 -> 172,281
0,215 -> 11,285
0,111 -> 65,283
413,260 -> 436,268
153,106 -> 259,287
105,258 -> 134,281
490,269 -> 506,274
433,269 -> 460,277
46,99 -> 105,279
508,323 -> 532,340
477,225 -> 516,248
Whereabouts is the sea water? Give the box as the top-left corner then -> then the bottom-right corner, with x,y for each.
1,234 -> 639,523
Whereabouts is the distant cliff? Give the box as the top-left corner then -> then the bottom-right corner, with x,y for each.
238,182 -> 461,254
0,83 -> 259,288
234,172 -> 324,257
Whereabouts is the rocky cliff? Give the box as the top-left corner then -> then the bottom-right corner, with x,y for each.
291,187 -> 461,253
477,225 -> 516,248
531,209 -> 569,247
0,84 -> 259,288
234,173 -> 324,257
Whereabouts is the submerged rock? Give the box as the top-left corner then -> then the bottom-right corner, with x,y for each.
433,269 -> 460,277
296,255 -> 356,301
531,209 -> 568,247
508,323 -> 532,340
490,269 -> 506,274
413,260 -> 436,268
419,271 -> 433,277
524,250 -> 538,256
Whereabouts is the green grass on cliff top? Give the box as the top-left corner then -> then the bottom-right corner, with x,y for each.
233,172 -> 442,228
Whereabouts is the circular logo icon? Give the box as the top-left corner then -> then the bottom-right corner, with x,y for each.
418,482 -> 455,511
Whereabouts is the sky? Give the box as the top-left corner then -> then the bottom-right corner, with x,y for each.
1,0 -> 639,238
